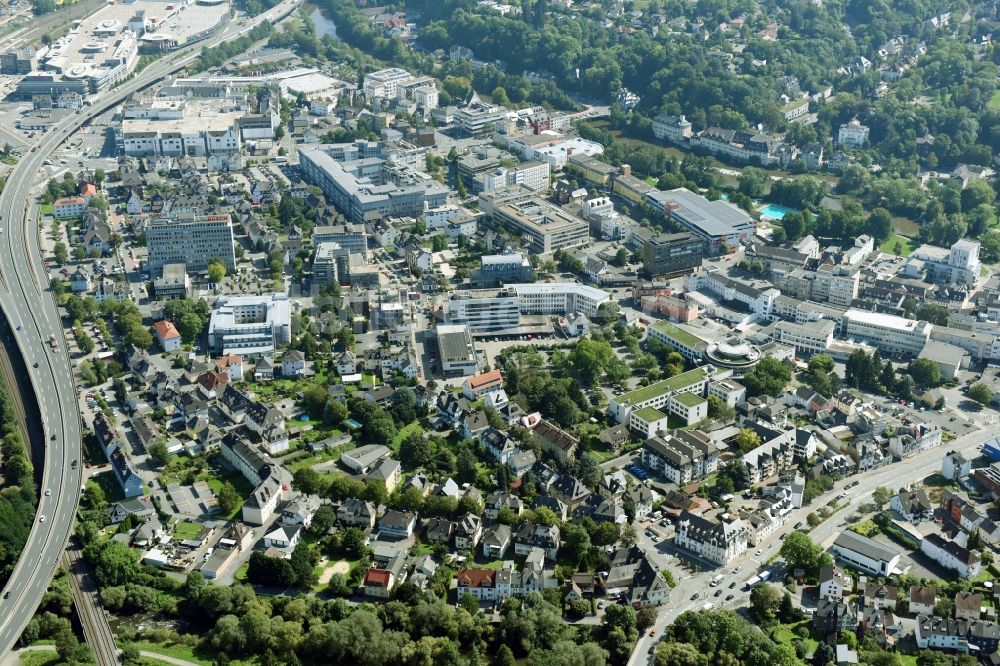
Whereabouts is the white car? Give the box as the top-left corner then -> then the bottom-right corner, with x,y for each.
39,515 -> 46,523
44,489 -> 51,497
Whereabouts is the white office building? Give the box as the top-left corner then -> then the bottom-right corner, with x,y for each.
208,294 -> 292,356
447,288 -> 521,332
843,309 -> 933,356
510,283 -> 612,318
146,213 -> 236,276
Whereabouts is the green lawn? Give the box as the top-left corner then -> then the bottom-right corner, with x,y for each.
39,203 -> 54,217
770,621 -> 818,658
234,562 -> 249,583
879,233 -> 915,256
89,470 -> 125,503
132,641 -> 246,666
171,521 -> 202,540
202,460 -> 256,519
390,421 -> 425,454
19,651 -> 59,666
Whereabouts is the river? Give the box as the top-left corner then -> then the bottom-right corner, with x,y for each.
308,4 -> 337,39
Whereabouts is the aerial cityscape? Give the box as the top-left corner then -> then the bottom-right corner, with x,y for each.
4,0 -> 1000,665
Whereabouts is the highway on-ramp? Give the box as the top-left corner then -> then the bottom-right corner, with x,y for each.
0,0 -> 301,656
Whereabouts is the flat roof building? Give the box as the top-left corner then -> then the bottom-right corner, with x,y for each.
146,212 -> 236,277
646,188 -> 754,254
642,232 -> 704,277
208,293 -> 292,357
299,144 -> 448,225
437,324 -> 477,377
487,195 -> 589,255
843,309 -> 932,356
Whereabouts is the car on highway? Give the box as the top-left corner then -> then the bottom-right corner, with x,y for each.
3,591 -> 9,599
70,459 -> 77,468
44,489 -> 50,496
39,515 -> 45,523
32,362 -> 37,368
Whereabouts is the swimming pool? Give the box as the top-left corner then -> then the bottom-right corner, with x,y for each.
758,203 -> 795,220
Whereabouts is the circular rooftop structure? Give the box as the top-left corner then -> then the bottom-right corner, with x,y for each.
197,0 -> 227,6
81,41 -> 107,53
705,338 -> 762,375
64,64 -> 92,79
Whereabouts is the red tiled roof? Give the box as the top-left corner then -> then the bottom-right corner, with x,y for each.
364,568 -> 391,587
455,568 -> 496,589
467,369 -> 503,390
153,320 -> 180,340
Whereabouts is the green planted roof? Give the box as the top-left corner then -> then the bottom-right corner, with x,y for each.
633,406 -> 667,422
673,392 -> 707,408
651,321 -> 708,350
617,368 -> 711,406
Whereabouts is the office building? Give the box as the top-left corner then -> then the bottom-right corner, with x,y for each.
208,294 -> 292,356
1,48 -> 36,75
455,102 -> 508,135
843,309 -> 933,356
488,196 -> 589,254
642,232 -> 704,277
437,324 -> 477,377
481,161 -> 550,193
772,320 -> 836,355
648,321 -> 709,362
146,213 -> 236,276
152,263 -> 190,300
646,188 -> 754,254
511,283 -> 611,318
608,367 -> 725,424
299,144 -> 448,225
312,241 -> 350,289
312,224 -> 368,257
447,288 -> 521,332
910,239 -> 981,286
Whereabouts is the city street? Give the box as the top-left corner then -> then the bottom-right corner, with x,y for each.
626,416 -> 993,665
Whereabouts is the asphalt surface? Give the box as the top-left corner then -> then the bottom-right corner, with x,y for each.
0,0 -> 302,656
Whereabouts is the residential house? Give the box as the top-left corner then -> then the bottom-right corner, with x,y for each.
955,592 -> 983,621
910,586 -> 938,616
378,510 -> 416,539
863,581 -> 899,611
674,511 -> 748,566
281,350 -> 306,377
814,599 -> 859,639
482,524 -> 512,558
454,513 -> 483,550
263,524 -> 303,550
153,320 -> 182,351
890,488 -> 933,522
337,498 -> 376,529
514,522 -> 560,560
819,565 -> 849,601
921,534 -> 982,579
532,419 -> 579,462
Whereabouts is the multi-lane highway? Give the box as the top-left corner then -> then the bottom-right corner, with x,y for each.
0,0 -> 301,656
